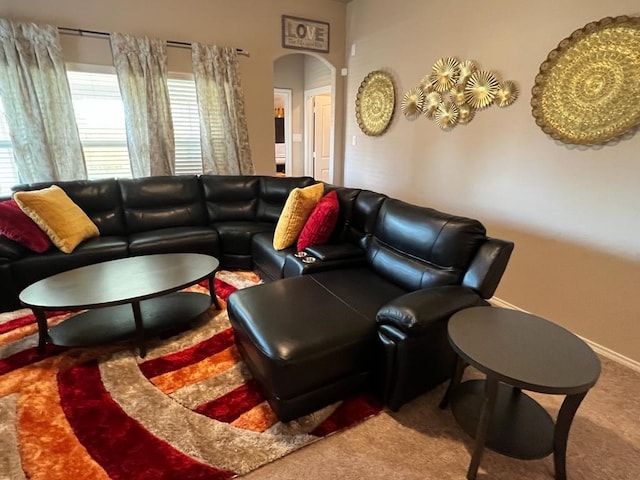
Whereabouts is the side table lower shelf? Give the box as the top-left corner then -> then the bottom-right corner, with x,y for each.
47,291 -> 211,348
451,379 -> 555,460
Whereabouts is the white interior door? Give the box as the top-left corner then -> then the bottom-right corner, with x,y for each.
313,94 -> 332,182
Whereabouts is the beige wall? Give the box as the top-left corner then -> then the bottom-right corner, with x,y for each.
344,0 -> 640,364
0,0 -> 347,176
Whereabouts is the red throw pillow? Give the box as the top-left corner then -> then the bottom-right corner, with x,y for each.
296,190 -> 339,252
0,199 -> 51,252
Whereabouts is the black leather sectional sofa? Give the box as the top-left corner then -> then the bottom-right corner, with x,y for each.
0,174 -> 513,416
0,174 -> 315,312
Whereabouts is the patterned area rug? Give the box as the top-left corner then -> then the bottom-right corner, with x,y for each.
0,270 -> 382,480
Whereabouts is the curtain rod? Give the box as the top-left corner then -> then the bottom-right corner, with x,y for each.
58,27 -> 250,57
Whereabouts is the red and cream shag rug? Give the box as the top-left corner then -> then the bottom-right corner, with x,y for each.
0,270 -> 383,480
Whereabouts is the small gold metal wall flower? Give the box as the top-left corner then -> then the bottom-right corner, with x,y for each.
458,60 -> 477,81
464,70 -> 500,109
401,88 -> 425,119
435,101 -> 459,129
428,57 -> 460,92
449,84 -> 466,106
458,104 -> 476,124
423,91 -> 443,119
495,80 -> 519,107
409,57 -> 517,130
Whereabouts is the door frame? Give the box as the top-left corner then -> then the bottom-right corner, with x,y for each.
304,86 -> 333,181
274,88 -> 292,176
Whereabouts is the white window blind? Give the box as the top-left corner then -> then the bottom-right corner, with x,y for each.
0,100 -> 19,196
168,77 -> 203,175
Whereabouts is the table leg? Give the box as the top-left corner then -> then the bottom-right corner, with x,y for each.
467,377 -> 499,480
440,355 -> 467,409
554,391 -> 588,480
33,307 -> 49,354
208,274 -> 221,310
131,301 -> 147,358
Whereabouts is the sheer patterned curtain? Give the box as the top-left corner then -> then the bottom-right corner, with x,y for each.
110,33 -> 174,177
0,19 -> 86,183
192,44 -> 253,175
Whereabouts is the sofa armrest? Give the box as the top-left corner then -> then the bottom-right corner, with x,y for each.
283,251 -> 366,277
282,243 -> 366,277
462,237 -> 514,299
305,243 -> 364,261
376,285 -> 488,336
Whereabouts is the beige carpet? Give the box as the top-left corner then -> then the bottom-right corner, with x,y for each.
244,355 -> 640,479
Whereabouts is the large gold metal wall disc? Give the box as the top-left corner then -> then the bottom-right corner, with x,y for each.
355,70 -> 395,136
531,16 -> 640,145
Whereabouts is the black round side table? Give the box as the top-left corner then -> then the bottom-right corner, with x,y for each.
440,306 -> 601,480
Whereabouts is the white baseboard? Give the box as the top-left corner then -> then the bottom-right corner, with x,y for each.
489,297 -> 640,374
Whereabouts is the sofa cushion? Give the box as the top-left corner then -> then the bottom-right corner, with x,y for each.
10,236 -> 129,292
214,221 -> 274,254
273,183 -> 324,250
128,227 -> 219,257
0,199 -> 51,252
367,199 -> 486,290
252,231 -> 293,281
310,267 -> 407,319
297,190 -> 339,251
201,175 -> 259,222
120,175 -> 206,233
333,189 -> 387,248
13,185 -> 100,254
256,176 -> 316,222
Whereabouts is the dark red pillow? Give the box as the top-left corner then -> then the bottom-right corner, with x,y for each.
296,190 -> 339,252
0,199 -> 51,252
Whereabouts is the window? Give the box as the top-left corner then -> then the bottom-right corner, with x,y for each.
0,100 -> 19,197
68,70 -> 132,179
67,69 -> 203,178
0,67 -> 204,195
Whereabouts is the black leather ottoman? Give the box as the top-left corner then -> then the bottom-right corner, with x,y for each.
227,275 -> 377,422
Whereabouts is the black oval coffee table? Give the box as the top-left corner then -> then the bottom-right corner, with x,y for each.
19,253 -> 220,358
440,306 -> 601,480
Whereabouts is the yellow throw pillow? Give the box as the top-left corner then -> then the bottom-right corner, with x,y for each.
14,185 -> 99,254
273,183 -> 324,250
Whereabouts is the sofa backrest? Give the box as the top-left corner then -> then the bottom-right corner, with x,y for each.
12,179 -> 126,236
200,175 -> 259,222
119,175 -> 206,233
366,198 -> 487,291
330,188 -> 387,249
255,176 -> 316,222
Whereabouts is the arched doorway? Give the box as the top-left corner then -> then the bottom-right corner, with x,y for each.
273,53 -> 335,182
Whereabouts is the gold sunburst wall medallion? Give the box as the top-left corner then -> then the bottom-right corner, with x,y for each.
355,70 -> 396,136
531,15 -> 640,145
411,57 -> 517,130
